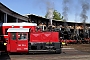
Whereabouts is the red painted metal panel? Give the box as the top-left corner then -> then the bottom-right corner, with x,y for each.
30,32 -> 42,42
7,33 -> 10,52
42,32 -> 52,42
9,33 -> 17,52
17,40 -> 28,52
30,32 -> 59,43
17,33 -> 28,52
50,32 -> 59,42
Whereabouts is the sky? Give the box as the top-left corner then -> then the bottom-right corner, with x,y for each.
0,0 -> 90,23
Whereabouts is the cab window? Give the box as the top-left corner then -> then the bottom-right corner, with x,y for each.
18,33 -> 28,40
11,33 -> 16,40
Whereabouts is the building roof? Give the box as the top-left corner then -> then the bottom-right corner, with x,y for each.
27,14 -> 90,25
0,2 -> 29,21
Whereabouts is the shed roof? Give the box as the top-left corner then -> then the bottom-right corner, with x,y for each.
0,2 -> 28,21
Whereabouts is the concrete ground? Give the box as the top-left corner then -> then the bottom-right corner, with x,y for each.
0,44 -> 90,60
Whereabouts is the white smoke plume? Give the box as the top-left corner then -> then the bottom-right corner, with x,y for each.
33,0 -> 54,25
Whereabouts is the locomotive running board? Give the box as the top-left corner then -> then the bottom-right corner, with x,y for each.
28,50 -> 56,53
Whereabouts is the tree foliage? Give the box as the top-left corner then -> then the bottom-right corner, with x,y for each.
45,10 -> 63,20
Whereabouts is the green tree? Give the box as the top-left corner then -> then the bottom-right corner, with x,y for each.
45,10 -> 63,20
53,10 -> 63,20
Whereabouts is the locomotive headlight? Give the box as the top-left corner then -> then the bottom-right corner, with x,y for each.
4,43 -> 7,45
62,42 -> 65,45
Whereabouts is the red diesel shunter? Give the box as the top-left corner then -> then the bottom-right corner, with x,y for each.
0,22 -> 61,54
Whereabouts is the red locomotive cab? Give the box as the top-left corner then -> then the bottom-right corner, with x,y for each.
0,22 -> 38,54
7,28 -> 29,53
1,23 -> 37,43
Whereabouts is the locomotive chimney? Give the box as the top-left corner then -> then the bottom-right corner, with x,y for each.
46,8 -> 54,31
46,8 -> 54,26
